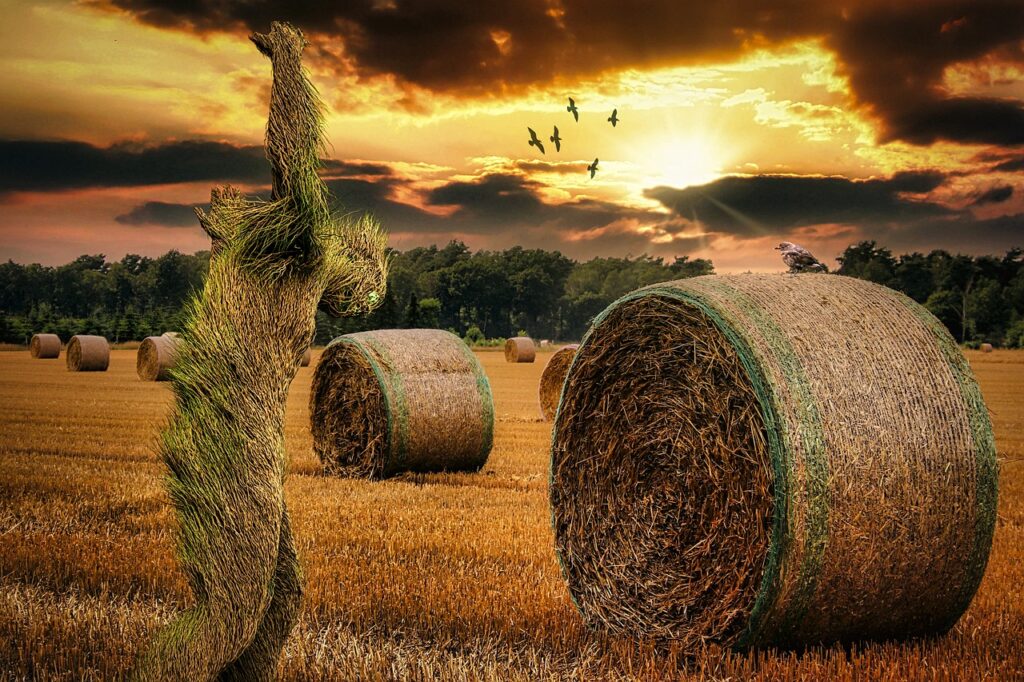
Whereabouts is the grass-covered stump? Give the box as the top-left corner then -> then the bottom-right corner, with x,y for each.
311,329 -> 494,479
550,274 -> 997,650
65,335 -> 109,372
539,344 -> 578,421
29,333 -> 60,359
136,335 -> 180,381
505,336 -> 536,363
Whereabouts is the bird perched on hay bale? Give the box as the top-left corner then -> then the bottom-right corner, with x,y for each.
132,21 -> 388,680
775,241 -> 827,273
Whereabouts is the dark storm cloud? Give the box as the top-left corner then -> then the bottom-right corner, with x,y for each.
992,157 -> 1024,173
98,0 -> 1024,147
426,173 -> 656,232
0,139 -> 398,195
971,185 -> 1014,206
645,171 -> 955,236
0,139 -> 269,193
115,200 -> 208,227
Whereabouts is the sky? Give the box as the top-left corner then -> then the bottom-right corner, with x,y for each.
0,0 -> 1022,271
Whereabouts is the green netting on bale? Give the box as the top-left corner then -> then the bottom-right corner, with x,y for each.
550,273 -> 997,650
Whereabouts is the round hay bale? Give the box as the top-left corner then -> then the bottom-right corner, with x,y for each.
137,335 -> 181,381
162,331 -> 180,338
66,335 -> 110,372
29,333 -> 61,359
551,274 -> 997,650
979,342 -> 993,353
539,344 -> 579,421
300,347 -> 312,367
311,329 -> 494,479
504,336 -> 536,363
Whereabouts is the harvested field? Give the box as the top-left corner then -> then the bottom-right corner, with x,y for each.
0,348 -> 1022,680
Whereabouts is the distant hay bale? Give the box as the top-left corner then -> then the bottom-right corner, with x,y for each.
311,329 -> 494,479
162,331 -> 180,338
66,335 -> 110,372
137,335 -> 181,381
551,274 -> 997,650
539,344 -> 579,421
300,347 -> 312,367
504,336 -> 536,363
980,343 -> 993,353
29,333 -> 60,359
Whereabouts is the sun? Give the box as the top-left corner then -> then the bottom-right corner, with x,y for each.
635,131 -> 732,189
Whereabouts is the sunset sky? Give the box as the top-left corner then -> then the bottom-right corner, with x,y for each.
1,0 -> 1022,271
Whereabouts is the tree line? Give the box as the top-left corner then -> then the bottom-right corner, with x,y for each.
1,240 -> 1021,347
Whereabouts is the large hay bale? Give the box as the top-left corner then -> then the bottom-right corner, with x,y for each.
539,344 -> 579,421
551,274 -> 997,650
300,347 -> 312,367
29,333 -> 61,359
504,336 -> 536,363
311,329 -> 494,478
137,335 -> 181,381
980,342 -> 993,353
66,335 -> 110,372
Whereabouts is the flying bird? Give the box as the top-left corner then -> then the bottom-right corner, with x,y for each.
567,97 -> 579,122
527,127 -> 545,154
607,108 -> 618,127
775,242 -> 827,273
587,158 -> 599,179
550,126 -> 562,152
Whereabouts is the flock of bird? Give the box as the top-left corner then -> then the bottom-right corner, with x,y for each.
525,100 -> 828,273
527,97 -> 618,179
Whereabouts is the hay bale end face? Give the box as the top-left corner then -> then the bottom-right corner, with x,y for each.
137,335 -> 181,381
551,274 -> 997,650
311,329 -> 494,479
66,335 -> 110,372
29,333 -> 61,359
504,336 -> 536,363
539,344 -> 579,421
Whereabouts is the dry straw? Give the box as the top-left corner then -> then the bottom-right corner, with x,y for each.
311,329 -> 494,479
65,335 -> 110,372
539,344 -> 579,421
29,333 -> 60,359
504,336 -> 536,363
137,335 -> 181,381
550,274 -> 997,650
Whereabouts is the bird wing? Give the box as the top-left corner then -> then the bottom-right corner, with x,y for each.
537,140 -> 545,154
528,127 -> 538,140
554,125 -> 559,136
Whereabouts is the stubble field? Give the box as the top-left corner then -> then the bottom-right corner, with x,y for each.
0,348 -> 1022,680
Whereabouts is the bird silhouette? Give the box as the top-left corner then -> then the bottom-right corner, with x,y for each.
567,97 -> 579,122
550,126 -> 562,152
607,108 -> 618,127
528,127 -> 546,154
587,158 -> 599,179
775,242 -> 827,273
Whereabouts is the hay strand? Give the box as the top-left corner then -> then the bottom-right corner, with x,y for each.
137,335 -> 181,381
551,274 -> 997,650
539,344 -> 579,421
29,333 -> 60,359
504,336 -> 536,363
311,329 -> 494,479
65,335 -> 110,372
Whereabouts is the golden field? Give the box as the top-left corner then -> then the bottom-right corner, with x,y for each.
0,348 -> 1022,681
